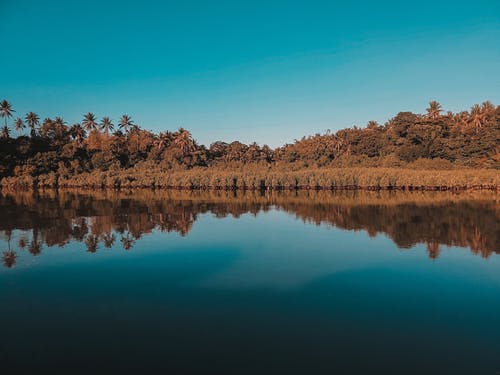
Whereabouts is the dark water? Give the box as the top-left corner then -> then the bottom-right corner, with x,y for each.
0,190 -> 499,374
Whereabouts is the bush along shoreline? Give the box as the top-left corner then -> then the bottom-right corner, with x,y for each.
1,167 -> 498,191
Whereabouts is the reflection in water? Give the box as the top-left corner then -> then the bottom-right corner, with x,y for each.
0,189 -> 498,268
1,229 -> 17,268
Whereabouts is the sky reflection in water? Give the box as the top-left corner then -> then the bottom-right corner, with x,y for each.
0,190 -> 499,374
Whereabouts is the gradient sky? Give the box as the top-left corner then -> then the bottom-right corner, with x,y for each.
1,0 -> 499,146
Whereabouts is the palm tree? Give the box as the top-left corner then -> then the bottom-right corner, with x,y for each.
425,101 -> 442,119
53,116 -> 66,129
49,116 -> 68,145
174,127 -> 195,155
40,117 -> 54,138
0,99 -> 14,129
480,101 -> 495,126
1,125 -> 10,138
119,114 -> 133,133
100,116 -> 114,135
14,117 -> 25,133
70,123 -> 86,145
154,131 -> 173,151
42,117 -> 53,128
481,100 -> 495,113
82,112 -> 98,133
25,111 -> 40,137
129,124 -> 141,133
470,104 -> 484,129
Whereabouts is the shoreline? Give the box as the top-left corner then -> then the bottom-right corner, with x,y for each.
2,185 -> 497,191
1,167 -> 498,192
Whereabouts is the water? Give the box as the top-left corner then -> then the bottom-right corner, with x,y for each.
0,190 -> 499,374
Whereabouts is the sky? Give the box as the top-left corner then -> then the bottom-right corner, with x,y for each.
1,0 -> 499,147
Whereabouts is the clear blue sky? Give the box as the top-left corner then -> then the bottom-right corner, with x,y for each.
1,0 -> 499,146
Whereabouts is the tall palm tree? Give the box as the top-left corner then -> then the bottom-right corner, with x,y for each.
41,117 -> 53,135
481,100 -> 495,113
174,127 -> 195,155
425,101 -> 442,119
119,114 -> 133,133
154,131 -> 173,151
480,101 -> 495,126
100,116 -> 114,135
50,117 -> 68,145
0,99 -> 14,129
53,116 -> 66,129
82,112 -> 98,133
129,124 -> 141,133
469,104 -> 484,129
25,111 -> 40,138
43,117 -> 53,126
14,117 -> 25,133
70,123 -> 86,145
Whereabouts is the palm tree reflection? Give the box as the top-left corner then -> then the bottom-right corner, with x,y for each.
18,236 -> 27,249
0,191 -> 498,268
102,233 -> 116,248
120,233 -> 135,251
2,250 -> 17,268
85,235 -> 99,253
28,241 -> 42,256
426,242 -> 441,260
2,230 -> 17,268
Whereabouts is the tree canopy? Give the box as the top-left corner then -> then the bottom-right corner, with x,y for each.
0,100 -> 498,183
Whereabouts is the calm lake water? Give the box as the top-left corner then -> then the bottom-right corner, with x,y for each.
0,190 -> 499,374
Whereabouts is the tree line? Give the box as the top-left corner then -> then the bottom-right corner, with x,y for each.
0,100 -> 498,186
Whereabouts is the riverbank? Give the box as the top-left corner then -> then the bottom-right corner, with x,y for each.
1,167 -> 498,191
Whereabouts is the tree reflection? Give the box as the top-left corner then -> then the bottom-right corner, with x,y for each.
28,241 -> 42,256
85,235 -> 99,253
2,250 -> 17,268
426,242 -> 441,260
120,233 -> 135,251
0,189 -> 498,268
2,229 -> 17,268
18,236 -> 27,249
102,233 -> 116,248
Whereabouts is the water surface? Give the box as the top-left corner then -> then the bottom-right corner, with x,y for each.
0,190 -> 499,374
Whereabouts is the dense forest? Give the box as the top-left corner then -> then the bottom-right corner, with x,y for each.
0,99 -> 498,189
0,190 -> 498,268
